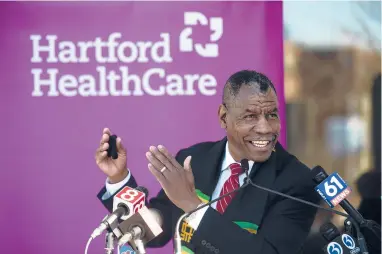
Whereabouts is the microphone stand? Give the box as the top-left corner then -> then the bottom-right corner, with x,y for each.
121,228 -> 147,254
244,171 -> 349,217
345,216 -> 381,254
312,167 -> 381,254
133,239 -> 146,254
105,230 -> 115,254
345,217 -> 369,254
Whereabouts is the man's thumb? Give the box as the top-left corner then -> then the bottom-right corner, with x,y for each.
184,156 -> 192,171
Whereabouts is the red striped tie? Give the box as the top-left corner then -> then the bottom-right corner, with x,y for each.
216,163 -> 243,214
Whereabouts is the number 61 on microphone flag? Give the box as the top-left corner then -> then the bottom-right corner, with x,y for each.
315,172 -> 352,208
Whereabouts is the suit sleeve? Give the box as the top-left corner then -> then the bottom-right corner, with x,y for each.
97,174 -> 138,212
97,174 -> 176,248
97,151 -> 188,248
191,183 -> 319,254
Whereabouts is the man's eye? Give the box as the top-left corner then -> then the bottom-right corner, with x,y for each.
269,113 -> 278,119
244,115 -> 255,119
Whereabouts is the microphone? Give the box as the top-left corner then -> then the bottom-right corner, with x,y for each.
312,166 -> 381,254
105,230 -> 115,254
113,186 -> 147,220
91,186 -> 147,239
320,222 -> 361,254
321,222 -> 341,242
173,159 -> 348,254
113,207 -> 163,253
107,186 -> 163,253
243,160 -> 348,217
312,166 -> 364,224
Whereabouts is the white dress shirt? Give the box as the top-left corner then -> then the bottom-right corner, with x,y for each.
103,142 -> 254,230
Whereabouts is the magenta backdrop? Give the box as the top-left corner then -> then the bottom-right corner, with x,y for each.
0,2 -> 285,254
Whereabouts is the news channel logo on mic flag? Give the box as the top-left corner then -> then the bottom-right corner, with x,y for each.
315,172 -> 352,208
342,234 -> 356,250
342,234 -> 361,254
327,242 -> 343,254
120,245 -> 136,254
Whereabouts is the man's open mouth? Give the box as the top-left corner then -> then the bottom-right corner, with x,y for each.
247,136 -> 276,148
249,140 -> 271,148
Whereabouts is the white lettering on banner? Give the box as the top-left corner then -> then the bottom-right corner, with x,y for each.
58,41 -> 77,63
78,75 -> 97,96
58,75 -> 78,96
31,67 -> 217,97
31,69 -> 59,96
30,11 -> 223,97
120,67 -> 144,96
142,68 -> 166,96
77,41 -> 92,63
30,33 -> 173,64
30,35 -> 59,63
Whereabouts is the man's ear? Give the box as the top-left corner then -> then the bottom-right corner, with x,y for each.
218,104 -> 227,129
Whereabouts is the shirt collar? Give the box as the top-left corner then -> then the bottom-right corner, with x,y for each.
222,141 -> 255,174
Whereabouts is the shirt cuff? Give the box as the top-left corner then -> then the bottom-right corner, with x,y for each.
102,170 -> 131,200
184,204 -> 209,230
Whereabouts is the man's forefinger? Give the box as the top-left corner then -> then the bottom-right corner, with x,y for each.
103,128 -> 112,135
100,133 -> 109,145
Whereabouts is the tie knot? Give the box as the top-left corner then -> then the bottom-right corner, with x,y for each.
229,163 -> 243,175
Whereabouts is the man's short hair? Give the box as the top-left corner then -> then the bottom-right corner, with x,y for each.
223,70 -> 277,105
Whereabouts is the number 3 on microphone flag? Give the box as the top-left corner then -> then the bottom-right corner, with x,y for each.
327,242 -> 343,254
315,172 -> 352,208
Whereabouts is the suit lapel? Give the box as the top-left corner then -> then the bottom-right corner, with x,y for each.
178,138 -> 227,251
191,139 -> 282,234
192,137 -> 227,203
222,150 -> 278,234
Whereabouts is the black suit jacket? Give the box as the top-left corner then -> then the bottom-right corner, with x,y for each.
98,137 -> 320,254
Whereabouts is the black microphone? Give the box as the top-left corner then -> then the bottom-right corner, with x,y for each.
242,160 -> 348,217
320,222 -> 361,254
312,166 -> 365,225
321,222 -> 341,242
312,166 -> 381,254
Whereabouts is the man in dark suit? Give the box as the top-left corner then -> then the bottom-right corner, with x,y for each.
95,70 -> 320,254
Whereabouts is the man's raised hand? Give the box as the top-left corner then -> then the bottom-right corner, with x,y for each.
95,128 -> 128,183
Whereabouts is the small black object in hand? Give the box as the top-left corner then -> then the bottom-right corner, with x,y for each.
107,135 -> 118,159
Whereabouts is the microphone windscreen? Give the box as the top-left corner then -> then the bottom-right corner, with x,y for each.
311,165 -> 325,175
240,159 -> 249,172
136,186 -> 149,197
311,165 -> 328,184
320,222 -> 340,242
149,208 -> 164,227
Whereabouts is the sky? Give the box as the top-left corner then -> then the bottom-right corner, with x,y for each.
283,1 -> 381,50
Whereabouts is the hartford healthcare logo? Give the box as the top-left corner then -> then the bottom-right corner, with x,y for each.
180,12 -> 223,57
30,12 -> 223,97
